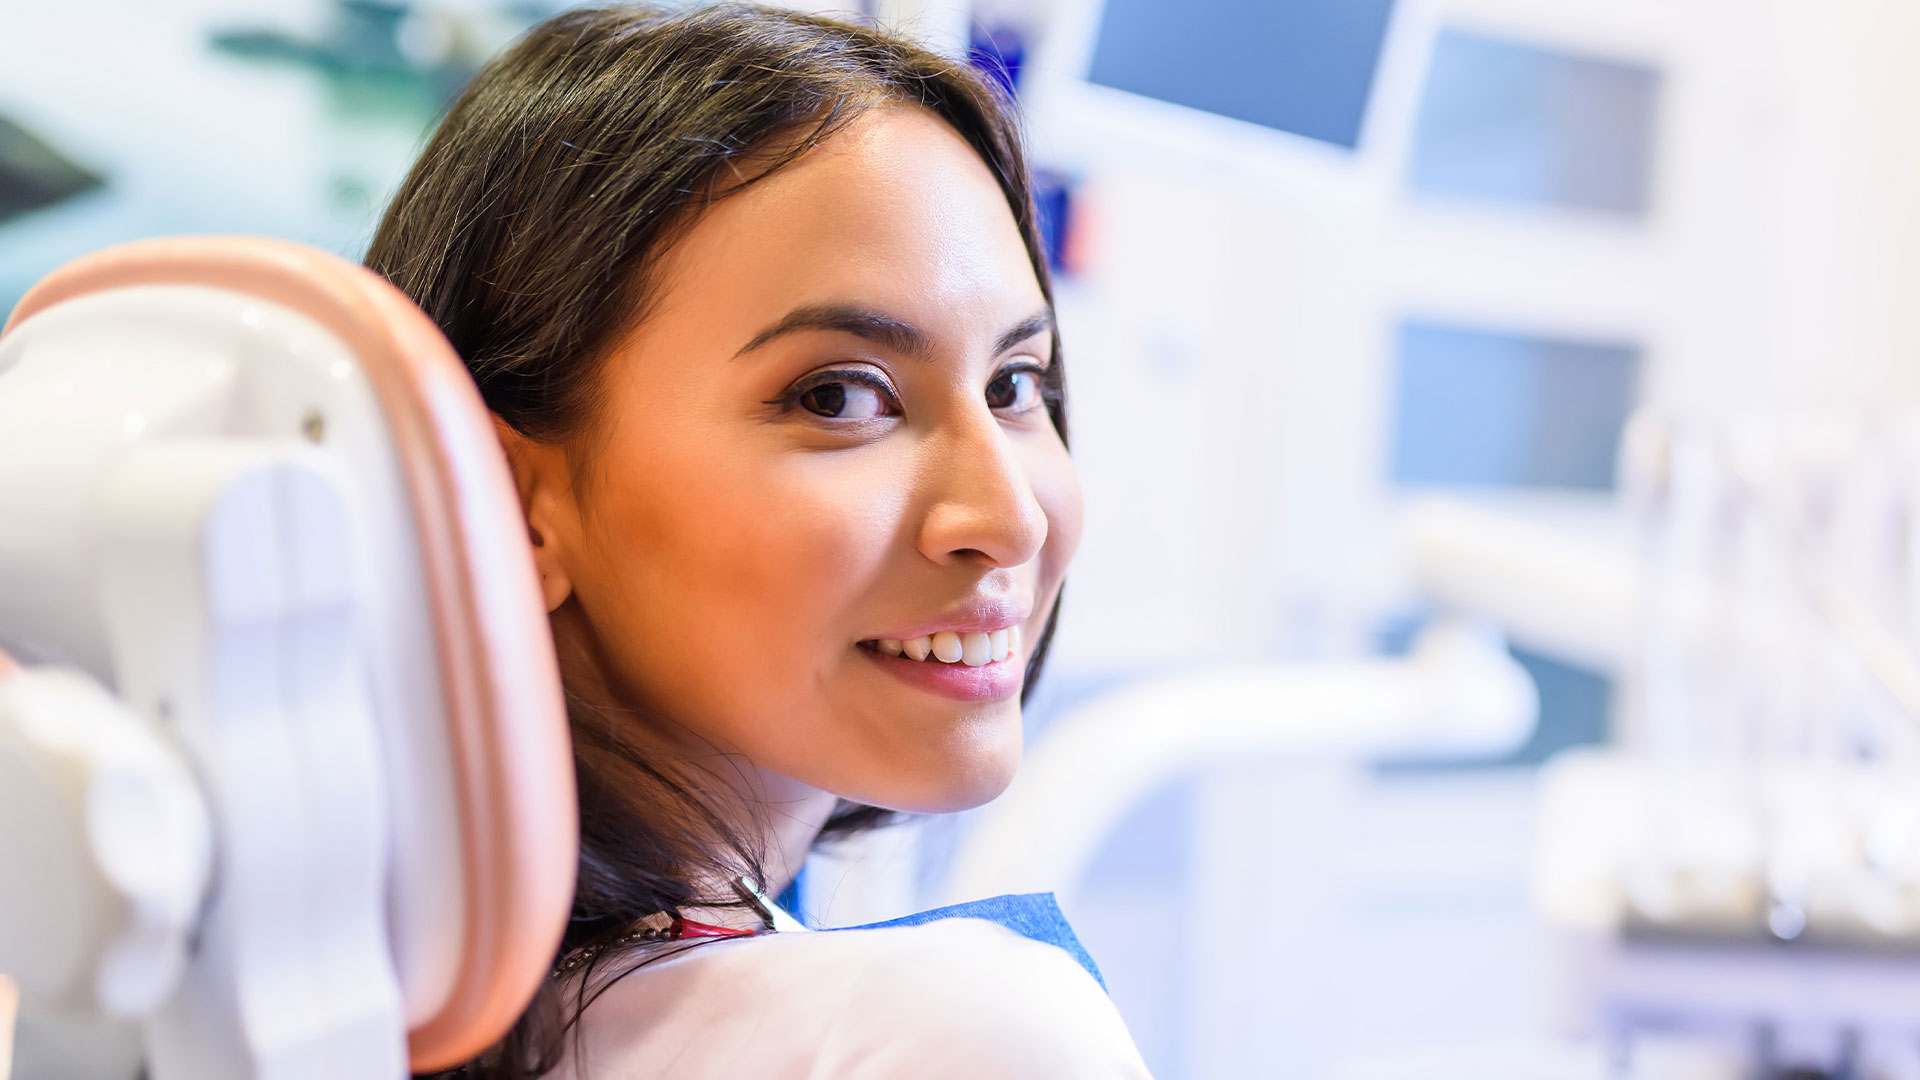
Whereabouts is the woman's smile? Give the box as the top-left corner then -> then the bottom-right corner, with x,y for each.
852,600 -> 1031,702
854,633 -> 1026,702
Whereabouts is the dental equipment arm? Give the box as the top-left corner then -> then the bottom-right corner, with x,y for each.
938,619 -> 1537,908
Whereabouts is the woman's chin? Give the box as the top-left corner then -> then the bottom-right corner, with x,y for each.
880,747 -> 1023,814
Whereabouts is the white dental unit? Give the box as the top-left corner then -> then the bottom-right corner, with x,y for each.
0,237 -> 579,1079
1405,411 -> 1920,1077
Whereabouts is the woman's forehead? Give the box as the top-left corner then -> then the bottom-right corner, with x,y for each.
645,106 -> 1046,353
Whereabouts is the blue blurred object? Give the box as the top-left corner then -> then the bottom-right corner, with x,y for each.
968,21 -> 1025,98
1390,320 -> 1639,490
1409,28 -> 1661,216
1032,167 -> 1074,274
1506,647 -> 1613,764
1085,0 -> 1396,149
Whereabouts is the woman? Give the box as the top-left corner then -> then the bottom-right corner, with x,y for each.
367,4 -> 1147,1076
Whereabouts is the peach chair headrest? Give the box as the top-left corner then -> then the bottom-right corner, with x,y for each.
2,236 -> 577,1072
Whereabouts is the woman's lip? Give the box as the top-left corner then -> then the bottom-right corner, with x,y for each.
861,597 -> 1033,642
854,641 -> 1022,702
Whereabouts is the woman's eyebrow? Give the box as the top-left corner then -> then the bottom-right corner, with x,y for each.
992,310 -> 1054,356
731,303 -> 1053,362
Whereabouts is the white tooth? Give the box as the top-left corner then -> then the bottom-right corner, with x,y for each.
989,628 -> 1009,662
879,639 -> 903,657
1012,625 -> 1023,659
930,630 -> 963,663
960,632 -> 991,666
903,636 -> 932,661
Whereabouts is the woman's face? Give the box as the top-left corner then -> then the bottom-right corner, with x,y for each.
528,105 -> 1082,814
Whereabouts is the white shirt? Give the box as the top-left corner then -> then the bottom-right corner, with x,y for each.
544,916 -> 1154,1078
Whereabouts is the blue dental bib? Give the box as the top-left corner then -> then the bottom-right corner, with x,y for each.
774,867 -> 1107,992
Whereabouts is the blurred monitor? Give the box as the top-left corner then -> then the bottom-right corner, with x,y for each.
1083,0 -> 1398,150
1390,319 -> 1640,491
1408,28 -> 1662,216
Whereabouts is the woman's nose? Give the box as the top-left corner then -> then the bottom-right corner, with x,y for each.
915,409 -> 1049,570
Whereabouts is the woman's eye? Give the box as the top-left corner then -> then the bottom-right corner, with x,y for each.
986,367 -> 1045,412
794,373 -> 896,420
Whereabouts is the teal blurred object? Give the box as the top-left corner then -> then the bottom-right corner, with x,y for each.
0,114 -> 104,227
207,0 -> 527,108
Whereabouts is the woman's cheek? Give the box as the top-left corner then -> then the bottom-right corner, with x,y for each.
717,465 -> 899,638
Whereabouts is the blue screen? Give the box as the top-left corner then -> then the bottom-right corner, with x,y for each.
1391,320 -> 1639,490
1086,0 -> 1397,149
1409,29 -> 1661,215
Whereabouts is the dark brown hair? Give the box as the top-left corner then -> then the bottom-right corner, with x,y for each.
366,4 -> 1069,1076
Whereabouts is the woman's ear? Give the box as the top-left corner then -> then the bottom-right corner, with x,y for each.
491,413 -> 577,613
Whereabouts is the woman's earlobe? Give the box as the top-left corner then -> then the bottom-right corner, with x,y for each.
530,522 -> 576,614
537,567 -> 572,613
490,412 -> 575,612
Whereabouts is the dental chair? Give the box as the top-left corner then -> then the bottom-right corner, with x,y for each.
0,237 -> 578,1078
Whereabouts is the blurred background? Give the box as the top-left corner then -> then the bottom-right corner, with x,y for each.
8,0 -> 1920,1077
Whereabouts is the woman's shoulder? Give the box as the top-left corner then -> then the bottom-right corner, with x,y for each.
551,917 -> 1152,1079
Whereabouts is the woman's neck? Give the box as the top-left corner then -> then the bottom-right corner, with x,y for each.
755,768 -> 843,899
673,764 -> 839,930
551,603 -> 840,927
